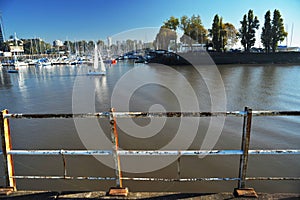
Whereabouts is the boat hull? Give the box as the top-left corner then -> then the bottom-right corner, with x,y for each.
87,71 -> 106,76
7,69 -> 19,73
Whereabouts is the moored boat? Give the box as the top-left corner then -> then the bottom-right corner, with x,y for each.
87,43 -> 106,76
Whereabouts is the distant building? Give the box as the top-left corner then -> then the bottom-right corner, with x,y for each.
277,45 -> 300,52
8,33 -> 24,55
53,40 -> 63,47
178,43 -> 206,53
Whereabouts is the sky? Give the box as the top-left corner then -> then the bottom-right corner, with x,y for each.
0,0 -> 299,47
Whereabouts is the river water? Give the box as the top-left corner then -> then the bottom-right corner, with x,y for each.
0,61 -> 299,192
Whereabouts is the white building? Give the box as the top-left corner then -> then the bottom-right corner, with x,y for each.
53,40 -> 63,47
8,33 -> 24,55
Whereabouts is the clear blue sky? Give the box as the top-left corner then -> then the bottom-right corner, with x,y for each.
1,0 -> 299,47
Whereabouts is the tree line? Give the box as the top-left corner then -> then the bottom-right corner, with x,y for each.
155,9 -> 287,53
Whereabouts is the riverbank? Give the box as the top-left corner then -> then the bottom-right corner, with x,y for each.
1,190 -> 300,199
148,51 -> 300,65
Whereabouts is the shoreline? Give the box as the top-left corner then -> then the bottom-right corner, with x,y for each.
148,51 -> 300,65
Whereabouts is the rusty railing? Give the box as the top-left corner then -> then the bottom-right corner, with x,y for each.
1,107 -> 300,196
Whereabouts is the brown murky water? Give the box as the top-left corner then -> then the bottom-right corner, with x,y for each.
0,61 -> 299,192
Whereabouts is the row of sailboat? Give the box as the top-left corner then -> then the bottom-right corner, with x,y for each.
5,43 -> 108,75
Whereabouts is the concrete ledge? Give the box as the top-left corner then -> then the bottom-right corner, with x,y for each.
1,191 -> 300,199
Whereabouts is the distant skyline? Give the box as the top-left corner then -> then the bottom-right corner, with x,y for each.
1,0 -> 299,47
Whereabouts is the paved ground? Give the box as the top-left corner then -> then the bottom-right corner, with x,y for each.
0,191 -> 300,200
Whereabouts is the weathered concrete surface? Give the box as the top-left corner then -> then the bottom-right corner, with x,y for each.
0,191 -> 300,200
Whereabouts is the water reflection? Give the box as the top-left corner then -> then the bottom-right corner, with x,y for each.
0,63 -> 299,192
0,68 -> 12,89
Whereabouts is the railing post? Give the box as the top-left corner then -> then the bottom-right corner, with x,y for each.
234,107 -> 257,197
0,110 -> 16,193
108,108 -> 129,196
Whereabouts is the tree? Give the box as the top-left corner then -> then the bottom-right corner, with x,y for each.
97,40 -> 105,50
239,15 -> 247,51
64,40 -> 75,54
219,18 -> 227,51
224,23 -> 238,49
179,15 -> 192,45
239,10 -> 259,51
211,15 -> 221,51
261,10 -> 272,53
210,15 -> 227,52
210,15 -> 236,52
0,41 -> 9,51
271,9 -> 287,52
179,15 -> 208,49
163,16 -> 179,51
154,27 -> 176,50
163,16 -> 179,31
87,40 -> 94,54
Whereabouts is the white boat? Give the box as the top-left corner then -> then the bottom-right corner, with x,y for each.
14,61 -> 28,68
87,44 -> 106,76
12,54 -> 28,68
7,65 -> 19,73
35,58 -> 52,67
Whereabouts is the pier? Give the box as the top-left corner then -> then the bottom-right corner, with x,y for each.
1,107 -> 300,198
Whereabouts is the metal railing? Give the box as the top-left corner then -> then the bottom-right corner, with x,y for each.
1,107 -> 300,195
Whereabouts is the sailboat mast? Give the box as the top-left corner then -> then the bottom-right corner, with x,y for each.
94,43 -> 99,69
290,23 -> 294,47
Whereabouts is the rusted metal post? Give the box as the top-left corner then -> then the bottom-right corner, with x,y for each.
60,151 -> 67,179
234,107 -> 257,197
108,108 -> 128,196
0,110 -> 16,192
238,107 -> 252,188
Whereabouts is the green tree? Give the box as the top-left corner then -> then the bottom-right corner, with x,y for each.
163,16 -> 179,31
210,15 -> 224,51
163,16 -> 179,52
261,10 -> 272,53
219,18 -> 227,51
211,15 -> 221,51
179,15 -> 191,45
239,10 -> 259,51
271,9 -> 287,52
210,15 -> 234,52
0,41 -> 9,51
179,15 -> 207,49
224,23 -> 238,49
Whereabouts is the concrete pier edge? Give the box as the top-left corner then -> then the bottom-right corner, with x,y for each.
0,190 -> 300,199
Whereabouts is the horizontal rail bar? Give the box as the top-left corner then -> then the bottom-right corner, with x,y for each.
3,110 -> 300,119
248,150 -> 300,155
10,176 -> 239,181
252,110 -> 300,116
11,176 -> 116,180
1,149 -> 299,156
9,176 -> 300,181
3,113 -> 110,119
246,177 -> 300,180
6,150 -> 112,156
3,111 -> 244,119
